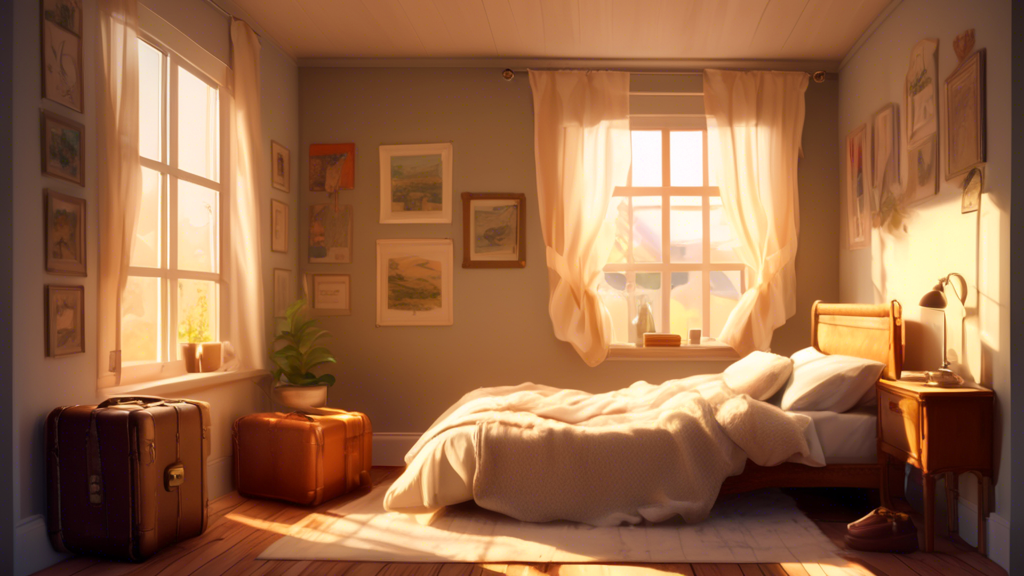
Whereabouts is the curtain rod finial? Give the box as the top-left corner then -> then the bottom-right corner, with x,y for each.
812,71 -> 826,83
502,68 -> 515,81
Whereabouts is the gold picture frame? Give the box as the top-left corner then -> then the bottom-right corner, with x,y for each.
945,49 -> 986,180
45,189 -> 86,276
45,284 -> 85,357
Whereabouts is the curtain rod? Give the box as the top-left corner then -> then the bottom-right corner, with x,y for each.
501,69 -> 832,83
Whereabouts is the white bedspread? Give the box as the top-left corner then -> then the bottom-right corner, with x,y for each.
384,375 -> 826,526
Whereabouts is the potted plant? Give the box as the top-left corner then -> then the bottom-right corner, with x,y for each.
178,289 -> 213,373
269,299 -> 337,410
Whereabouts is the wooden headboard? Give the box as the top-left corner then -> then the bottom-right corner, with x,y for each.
811,301 -> 903,380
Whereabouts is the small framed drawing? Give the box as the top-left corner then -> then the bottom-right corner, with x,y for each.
945,49 -> 986,180
961,167 -> 983,214
41,18 -> 83,112
845,124 -> 870,250
45,190 -> 86,276
870,104 -> 899,211
308,274 -> 351,316
905,135 -> 939,205
271,141 -> 290,192
379,143 -> 452,224
308,204 -> 352,264
41,111 -> 84,186
45,284 -> 84,357
376,239 -> 453,326
273,268 -> 292,318
309,143 -> 354,192
43,0 -> 83,35
462,193 -> 526,268
270,199 -> 288,253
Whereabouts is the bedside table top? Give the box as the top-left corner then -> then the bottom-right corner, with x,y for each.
879,378 -> 994,398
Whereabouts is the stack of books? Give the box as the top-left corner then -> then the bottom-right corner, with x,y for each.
643,332 -> 681,347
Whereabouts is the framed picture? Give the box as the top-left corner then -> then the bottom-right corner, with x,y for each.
845,124 -> 870,250
945,49 -> 986,180
905,135 -> 939,205
462,193 -> 526,268
42,18 -> 83,112
43,0 -> 83,35
45,190 -> 86,276
309,143 -> 354,192
906,38 -> 938,148
961,167 -> 983,214
376,239 -> 453,326
41,111 -> 84,186
270,199 -> 288,253
45,284 -> 84,357
870,104 -> 899,212
271,141 -> 290,192
273,268 -> 292,318
379,143 -> 452,224
308,203 -> 352,264
308,273 -> 351,316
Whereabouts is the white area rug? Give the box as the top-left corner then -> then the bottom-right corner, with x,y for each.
258,479 -> 840,563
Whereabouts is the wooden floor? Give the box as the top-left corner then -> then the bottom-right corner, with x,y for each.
35,467 -> 1007,576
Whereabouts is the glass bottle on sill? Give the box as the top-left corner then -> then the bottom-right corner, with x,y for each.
633,295 -> 656,347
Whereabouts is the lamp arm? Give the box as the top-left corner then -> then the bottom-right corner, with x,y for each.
943,272 -> 968,306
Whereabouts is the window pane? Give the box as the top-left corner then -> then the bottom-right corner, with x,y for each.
670,271 -> 702,338
598,272 -> 629,344
710,271 -> 744,338
177,279 -> 217,351
632,196 -> 662,263
709,196 -> 742,263
138,40 -> 163,162
631,131 -> 662,186
635,272 -> 662,337
670,131 -> 703,186
177,180 -> 219,273
177,66 -> 220,181
122,276 -> 160,363
606,196 -> 629,265
670,196 -> 702,263
131,167 -> 162,268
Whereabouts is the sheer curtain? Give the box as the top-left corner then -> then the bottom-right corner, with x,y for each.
703,70 -> 808,356
97,0 -> 142,387
529,71 -> 631,367
225,20 -> 266,370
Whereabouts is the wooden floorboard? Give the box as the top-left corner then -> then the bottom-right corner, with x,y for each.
31,469 -> 1006,576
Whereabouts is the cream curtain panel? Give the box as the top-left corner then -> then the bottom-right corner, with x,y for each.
529,71 -> 631,367
703,70 -> 808,356
97,0 -> 142,387
226,20 -> 266,370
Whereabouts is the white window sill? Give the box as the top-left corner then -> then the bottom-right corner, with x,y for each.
101,368 -> 269,398
607,340 -> 740,361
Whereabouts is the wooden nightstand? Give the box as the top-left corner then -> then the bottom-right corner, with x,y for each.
877,378 -> 994,553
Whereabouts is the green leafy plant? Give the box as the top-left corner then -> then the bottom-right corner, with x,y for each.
178,289 -> 212,344
269,299 -> 336,388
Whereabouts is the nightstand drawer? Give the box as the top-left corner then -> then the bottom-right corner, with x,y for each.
879,389 -> 921,460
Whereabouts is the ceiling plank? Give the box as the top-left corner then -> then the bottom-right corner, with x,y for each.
397,0 -> 453,55
505,0 -> 547,58
355,0 -> 425,56
748,0 -> 810,58
539,0 -> 581,58
299,0 -> 390,57
480,0 -> 525,57
784,0 -> 892,60
430,0 -> 499,57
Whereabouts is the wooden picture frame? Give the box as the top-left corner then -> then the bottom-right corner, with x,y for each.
270,199 -> 289,253
462,193 -> 526,268
307,273 -> 351,316
271,140 -> 290,192
41,17 -> 83,112
309,143 -> 354,192
308,203 -> 353,264
870,104 -> 899,212
905,135 -> 939,205
273,268 -> 292,318
379,143 -> 452,224
45,284 -> 85,357
43,0 -> 83,35
961,167 -> 983,214
906,38 -> 938,149
41,111 -> 84,186
845,124 -> 870,250
376,239 -> 453,326
45,189 -> 86,276
945,49 -> 986,180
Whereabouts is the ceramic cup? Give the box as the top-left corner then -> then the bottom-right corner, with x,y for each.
199,342 -> 222,373
688,328 -> 702,346
180,343 -> 200,373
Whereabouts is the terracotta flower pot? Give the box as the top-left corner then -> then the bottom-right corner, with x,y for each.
273,384 -> 328,411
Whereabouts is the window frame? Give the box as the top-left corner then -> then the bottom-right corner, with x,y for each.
120,27 -> 231,386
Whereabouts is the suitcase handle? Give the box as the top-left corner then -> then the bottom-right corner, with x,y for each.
99,396 -> 173,408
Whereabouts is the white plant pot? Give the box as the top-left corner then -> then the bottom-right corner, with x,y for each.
274,384 -> 328,411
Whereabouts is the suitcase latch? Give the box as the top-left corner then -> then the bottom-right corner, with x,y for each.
165,464 -> 185,490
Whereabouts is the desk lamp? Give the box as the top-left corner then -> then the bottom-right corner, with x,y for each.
918,273 -> 967,387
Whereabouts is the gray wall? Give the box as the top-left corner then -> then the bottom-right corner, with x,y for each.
1,0 -> 13,569
299,67 -> 839,433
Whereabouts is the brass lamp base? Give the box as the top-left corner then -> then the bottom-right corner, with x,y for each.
923,368 -> 964,387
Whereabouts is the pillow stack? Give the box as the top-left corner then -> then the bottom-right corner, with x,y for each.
780,347 -> 884,412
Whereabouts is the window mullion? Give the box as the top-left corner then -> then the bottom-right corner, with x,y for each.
702,129 -> 712,338
168,57 -> 180,359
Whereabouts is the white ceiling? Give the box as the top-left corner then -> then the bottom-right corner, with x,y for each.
228,0 -> 892,63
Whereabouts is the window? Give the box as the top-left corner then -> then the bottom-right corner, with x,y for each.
598,127 -> 747,347
120,34 -> 227,381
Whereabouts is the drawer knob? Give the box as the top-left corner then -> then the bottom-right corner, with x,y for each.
889,401 -> 903,415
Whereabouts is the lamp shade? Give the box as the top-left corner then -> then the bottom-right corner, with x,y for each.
919,282 -> 948,309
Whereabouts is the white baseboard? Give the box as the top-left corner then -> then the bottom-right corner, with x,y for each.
208,455 -> 234,501
14,515 -> 68,576
957,497 -> 1010,572
373,432 -> 420,466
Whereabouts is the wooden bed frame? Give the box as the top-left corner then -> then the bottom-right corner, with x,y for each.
719,300 -> 904,496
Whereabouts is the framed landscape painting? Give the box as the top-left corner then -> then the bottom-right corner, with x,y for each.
376,239 -> 453,326
308,273 -> 351,316
42,18 -> 83,112
45,190 -> 86,276
270,199 -> 288,253
945,49 -> 986,180
845,124 -> 870,250
45,284 -> 84,357
462,193 -> 525,268
308,203 -> 352,264
41,111 -> 84,186
309,143 -> 354,192
271,140 -> 290,192
379,143 -> 452,224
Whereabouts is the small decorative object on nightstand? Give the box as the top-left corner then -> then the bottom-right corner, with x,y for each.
918,272 -> 968,386
877,378 -> 993,553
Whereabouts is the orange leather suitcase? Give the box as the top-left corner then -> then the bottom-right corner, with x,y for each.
233,409 -> 372,506
46,396 -> 211,561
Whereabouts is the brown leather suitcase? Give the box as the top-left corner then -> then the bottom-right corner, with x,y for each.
233,409 -> 372,506
46,396 -> 211,561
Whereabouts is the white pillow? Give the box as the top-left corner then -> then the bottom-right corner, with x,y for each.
780,353 -> 884,412
723,351 -> 794,401
790,346 -> 826,368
